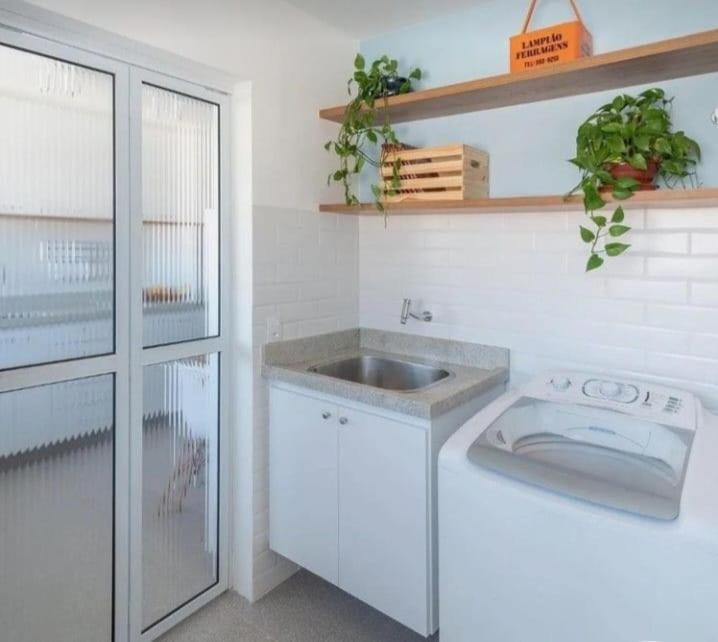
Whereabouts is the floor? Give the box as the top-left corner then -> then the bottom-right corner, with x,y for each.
159,570 -> 440,642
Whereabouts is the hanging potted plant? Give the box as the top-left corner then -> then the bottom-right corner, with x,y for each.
567,88 -> 701,271
325,54 -> 422,211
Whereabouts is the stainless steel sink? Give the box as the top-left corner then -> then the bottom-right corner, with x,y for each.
308,355 -> 451,392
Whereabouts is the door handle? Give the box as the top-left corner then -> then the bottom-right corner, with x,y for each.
322,411 -> 332,420
339,417 -> 348,425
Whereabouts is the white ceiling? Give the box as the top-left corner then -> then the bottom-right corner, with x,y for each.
280,0 -> 486,39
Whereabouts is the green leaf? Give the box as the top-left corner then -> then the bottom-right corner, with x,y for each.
628,153 -> 647,170
615,177 -> 640,190
634,134 -> 651,152
324,141 -> 332,151
366,129 -> 377,144
654,137 -> 672,155
583,183 -> 606,212
605,242 -> 631,257
586,254 -> 604,271
591,215 -> 607,227
409,68 -> 422,80
645,117 -> 667,135
580,226 -> 596,243
600,123 -> 622,133
612,95 -> 626,111
612,188 -> 633,200
607,135 -> 626,155
354,53 -> 365,70
609,224 -> 631,237
611,206 -> 625,223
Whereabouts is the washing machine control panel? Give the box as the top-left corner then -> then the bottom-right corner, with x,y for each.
535,371 -> 697,431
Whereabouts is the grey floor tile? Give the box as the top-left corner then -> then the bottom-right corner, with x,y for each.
158,593 -> 274,642
237,571 -> 437,642
159,570 -> 439,642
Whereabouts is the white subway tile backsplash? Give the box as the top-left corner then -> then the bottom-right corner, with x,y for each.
638,304 -> 716,332
647,208 -> 718,230
447,213 -> 505,231
691,233 -> 718,255
630,232 -> 689,254
299,279 -> 337,301
647,257 -> 718,279
605,279 -> 688,304
565,253 -> 646,276
360,207 -> 718,410
254,284 -> 298,306
691,334 -> 718,360
691,283 -> 718,306
251,205 -> 359,597
644,352 -> 718,384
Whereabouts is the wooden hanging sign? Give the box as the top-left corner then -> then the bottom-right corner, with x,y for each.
509,0 -> 593,73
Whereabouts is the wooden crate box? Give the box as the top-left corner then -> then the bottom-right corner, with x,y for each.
381,144 -> 489,203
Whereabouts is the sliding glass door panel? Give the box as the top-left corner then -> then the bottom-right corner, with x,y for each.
0,44 -> 115,370
141,354 -> 219,630
0,375 -> 114,642
141,85 -> 219,347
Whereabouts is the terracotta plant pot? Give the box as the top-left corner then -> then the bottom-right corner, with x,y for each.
601,159 -> 660,192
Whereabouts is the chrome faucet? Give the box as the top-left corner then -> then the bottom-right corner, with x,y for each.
400,298 -> 433,325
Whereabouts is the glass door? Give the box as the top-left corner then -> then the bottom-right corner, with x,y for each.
129,70 -> 229,641
0,29 -> 130,642
0,26 -> 229,642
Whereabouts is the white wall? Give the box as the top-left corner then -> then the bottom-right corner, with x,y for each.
358,0 -> 718,411
360,209 -> 718,409
15,0 -> 359,600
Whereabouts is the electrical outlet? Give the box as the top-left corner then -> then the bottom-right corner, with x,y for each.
267,316 -> 282,342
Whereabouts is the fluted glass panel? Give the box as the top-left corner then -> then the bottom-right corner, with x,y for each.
142,354 -> 219,629
142,85 -> 219,347
0,375 -> 114,642
0,44 -> 114,370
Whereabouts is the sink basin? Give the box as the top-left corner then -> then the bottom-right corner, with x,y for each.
308,355 -> 451,392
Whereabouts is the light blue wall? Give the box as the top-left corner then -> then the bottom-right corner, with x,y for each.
359,0 -> 718,198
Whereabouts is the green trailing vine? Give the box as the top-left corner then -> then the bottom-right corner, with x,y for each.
568,88 -> 701,271
325,54 -> 422,211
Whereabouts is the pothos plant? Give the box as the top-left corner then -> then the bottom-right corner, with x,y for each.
325,54 -> 422,211
568,88 -> 701,271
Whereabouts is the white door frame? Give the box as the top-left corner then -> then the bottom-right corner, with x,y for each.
128,67 -> 231,642
0,23 -> 232,642
0,26 -> 131,642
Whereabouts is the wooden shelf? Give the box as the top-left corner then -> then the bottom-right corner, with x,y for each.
319,188 -> 718,215
319,29 -> 718,124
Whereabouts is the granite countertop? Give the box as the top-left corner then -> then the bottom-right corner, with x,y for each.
262,328 -> 509,419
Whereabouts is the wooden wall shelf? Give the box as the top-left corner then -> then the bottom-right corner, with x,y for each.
319,29 -> 718,124
319,188 -> 718,216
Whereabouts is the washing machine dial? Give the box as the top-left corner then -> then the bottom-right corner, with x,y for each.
551,376 -> 572,392
599,381 -> 623,399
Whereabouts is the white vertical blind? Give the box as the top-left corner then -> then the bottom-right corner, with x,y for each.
0,43 -> 114,370
141,85 -> 219,347
141,354 -> 219,630
0,375 -> 114,642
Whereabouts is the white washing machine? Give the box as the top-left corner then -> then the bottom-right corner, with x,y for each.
438,371 -> 718,642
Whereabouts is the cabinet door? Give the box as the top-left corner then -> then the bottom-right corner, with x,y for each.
269,387 -> 339,584
338,407 -> 428,635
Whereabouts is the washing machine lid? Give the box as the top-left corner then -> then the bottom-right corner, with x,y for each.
467,396 -> 694,520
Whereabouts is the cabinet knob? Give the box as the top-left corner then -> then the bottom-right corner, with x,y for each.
322,411 -> 331,420
339,417 -> 348,425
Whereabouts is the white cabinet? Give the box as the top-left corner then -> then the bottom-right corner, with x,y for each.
269,381 -> 503,637
337,406 -> 428,634
269,386 -> 339,584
